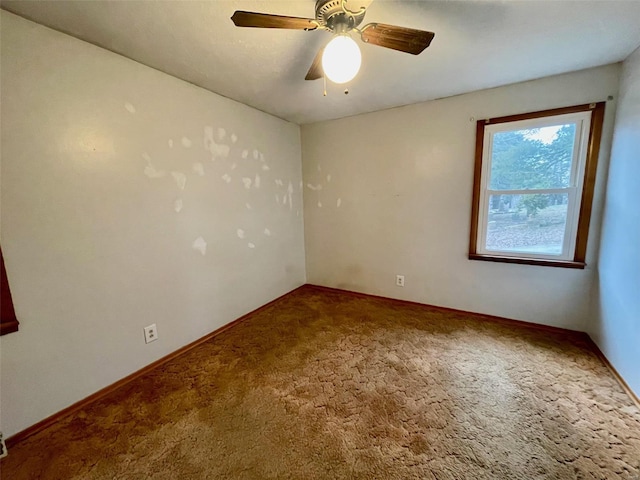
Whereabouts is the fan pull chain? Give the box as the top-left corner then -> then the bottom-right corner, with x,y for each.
323,74 -> 327,97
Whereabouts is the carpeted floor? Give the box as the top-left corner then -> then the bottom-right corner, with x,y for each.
2,285 -> 639,479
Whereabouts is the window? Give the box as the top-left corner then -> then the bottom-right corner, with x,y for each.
1,247 -> 19,335
469,102 -> 605,268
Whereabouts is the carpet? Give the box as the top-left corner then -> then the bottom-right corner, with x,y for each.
2,285 -> 639,479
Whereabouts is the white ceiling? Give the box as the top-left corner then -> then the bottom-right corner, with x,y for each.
2,0 -> 640,124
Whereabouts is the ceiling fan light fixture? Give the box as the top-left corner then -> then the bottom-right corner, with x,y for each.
321,34 -> 361,84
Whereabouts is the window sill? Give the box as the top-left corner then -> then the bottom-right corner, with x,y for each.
469,253 -> 586,269
0,319 -> 19,335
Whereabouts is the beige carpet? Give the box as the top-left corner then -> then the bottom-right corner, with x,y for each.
2,285 -> 639,479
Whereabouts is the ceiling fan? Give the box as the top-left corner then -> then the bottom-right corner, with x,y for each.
231,0 -> 435,85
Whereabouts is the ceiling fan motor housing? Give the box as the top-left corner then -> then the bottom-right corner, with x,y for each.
315,0 -> 366,33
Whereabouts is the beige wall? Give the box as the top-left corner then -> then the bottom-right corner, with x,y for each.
0,8 -> 632,439
302,64 -> 620,330
0,11 -> 306,436
590,46 -> 640,397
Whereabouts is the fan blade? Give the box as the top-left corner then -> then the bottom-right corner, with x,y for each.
231,11 -> 318,30
305,47 -> 324,81
360,23 -> 435,55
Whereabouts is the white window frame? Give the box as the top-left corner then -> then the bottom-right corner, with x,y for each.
476,112 -> 591,261
468,102 -> 605,269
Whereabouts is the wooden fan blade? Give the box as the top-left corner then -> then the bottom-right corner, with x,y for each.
231,11 -> 318,30
305,47 -> 324,81
360,23 -> 435,55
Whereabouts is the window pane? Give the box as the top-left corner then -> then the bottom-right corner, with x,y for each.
486,194 -> 569,255
489,124 -> 576,190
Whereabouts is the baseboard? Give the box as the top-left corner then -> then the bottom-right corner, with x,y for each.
306,284 -> 640,407
5,285 -> 306,449
582,337 -> 640,409
6,283 -> 638,449
306,284 -> 585,337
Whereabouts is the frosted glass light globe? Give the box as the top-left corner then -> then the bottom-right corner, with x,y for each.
321,35 -> 362,84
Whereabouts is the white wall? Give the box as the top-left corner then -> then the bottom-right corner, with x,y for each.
589,47 -> 640,397
0,11 -> 306,437
302,65 -> 619,331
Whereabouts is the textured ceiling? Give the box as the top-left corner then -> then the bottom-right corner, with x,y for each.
2,0 -> 640,124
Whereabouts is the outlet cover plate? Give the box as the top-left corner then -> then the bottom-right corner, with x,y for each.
144,324 -> 158,344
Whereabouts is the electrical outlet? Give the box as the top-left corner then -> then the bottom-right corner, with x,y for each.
396,275 -> 405,287
144,324 -> 158,344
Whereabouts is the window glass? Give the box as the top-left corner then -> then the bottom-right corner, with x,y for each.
486,193 -> 568,255
489,124 -> 576,190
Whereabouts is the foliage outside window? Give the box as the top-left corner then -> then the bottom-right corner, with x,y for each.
469,103 -> 605,268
